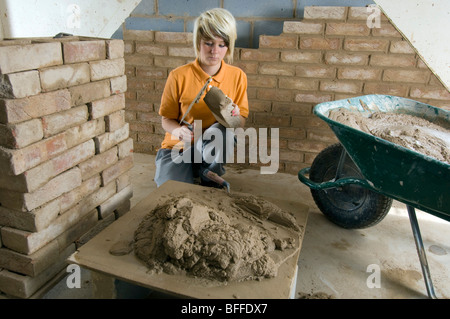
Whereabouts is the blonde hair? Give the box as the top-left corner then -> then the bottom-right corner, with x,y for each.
193,8 -> 237,64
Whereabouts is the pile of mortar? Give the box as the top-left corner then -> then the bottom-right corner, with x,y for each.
132,191 -> 301,283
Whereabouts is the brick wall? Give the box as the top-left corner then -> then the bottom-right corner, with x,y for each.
124,6 -> 450,174
0,36 -> 133,298
119,0 -> 374,48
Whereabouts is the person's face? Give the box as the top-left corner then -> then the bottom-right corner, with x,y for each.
199,36 -> 228,68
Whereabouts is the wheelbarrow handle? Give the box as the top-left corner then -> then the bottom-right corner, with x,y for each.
298,167 -> 373,190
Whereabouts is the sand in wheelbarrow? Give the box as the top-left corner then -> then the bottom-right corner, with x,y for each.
329,108 -> 450,164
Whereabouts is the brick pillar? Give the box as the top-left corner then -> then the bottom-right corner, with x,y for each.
0,36 -> 133,298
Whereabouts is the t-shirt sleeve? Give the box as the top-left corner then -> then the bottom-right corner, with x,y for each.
234,70 -> 249,118
159,71 -> 180,120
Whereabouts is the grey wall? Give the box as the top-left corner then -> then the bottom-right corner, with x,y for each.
113,0 -> 374,48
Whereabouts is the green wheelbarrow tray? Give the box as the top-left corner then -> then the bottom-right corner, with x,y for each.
297,94 -> 450,298
298,94 -> 450,222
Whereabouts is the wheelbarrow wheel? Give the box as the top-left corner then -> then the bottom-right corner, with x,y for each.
309,143 -> 393,229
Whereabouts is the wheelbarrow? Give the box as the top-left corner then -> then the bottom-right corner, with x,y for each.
297,94 -> 450,299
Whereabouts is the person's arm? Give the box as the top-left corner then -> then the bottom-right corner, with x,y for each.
161,116 -> 193,143
231,70 -> 249,128
231,103 -> 246,128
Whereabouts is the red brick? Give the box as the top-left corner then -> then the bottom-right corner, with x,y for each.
294,93 -> 333,104
155,32 -> 193,44
95,123 -> 129,153
257,88 -> 292,102
259,35 -> 298,49
390,41 -> 415,54
288,139 -> 328,153
106,39 -> 124,59
304,6 -> 346,20
279,149 -> 304,163
64,118 -> 105,149
69,80 -> 111,106
247,100 -> 271,113
241,49 -> 279,62
40,63 -> 90,92
0,89 -> 71,124
307,129 -> 339,143
89,93 -> 125,119
125,54 -> 154,66
106,110 -> 126,132
247,75 -> 277,88
259,63 -> 295,76
410,87 -> 450,101
136,43 -> 167,56
232,61 -> 258,74
254,113 -> 290,127
296,65 -> 336,78
123,30 -> 154,41
372,24 -> 402,37
63,40 -> 106,63
283,22 -> 324,35
110,75 -> 127,94
168,47 -> 196,58
320,80 -> 362,94
154,56 -> 187,68
0,42 -> 62,74
0,133 -> 68,176
90,58 -> 125,81
0,167 -> 82,212
118,138 -> 134,159
42,105 -> 88,137
326,23 -> 370,36
137,111 -> 160,123
344,38 -> 389,52
337,68 -> 382,81
279,78 -> 319,90
136,66 -> 167,78
280,51 -> 322,63
279,127 -> 307,139
0,71 -> 41,99
370,54 -> 416,67
272,102 -> 311,116
101,155 -> 134,186
300,37 -> 341,50
383,69 -> 429,84
22,140 -> 95,192
78,146 -> 118,180
325,52 -> 368,65
364,83 -> 408,96
0,119 -> 43,149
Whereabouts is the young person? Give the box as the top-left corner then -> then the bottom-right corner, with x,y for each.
154,8 -> 249,189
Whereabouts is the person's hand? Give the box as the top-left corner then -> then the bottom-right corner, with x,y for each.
231,103 -> 240,117
173,125 -> 193,143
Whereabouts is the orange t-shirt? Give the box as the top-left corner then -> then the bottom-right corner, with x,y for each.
158,59 -> 249,149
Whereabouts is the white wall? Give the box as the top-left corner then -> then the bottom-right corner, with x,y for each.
0,0 -> 141,39
374,0 -> 450,91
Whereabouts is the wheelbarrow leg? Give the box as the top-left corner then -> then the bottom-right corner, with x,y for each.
407,205 -> 437,299
334,145 -> 348,180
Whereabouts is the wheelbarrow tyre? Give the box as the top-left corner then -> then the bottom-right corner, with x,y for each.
310,143 -> 393,229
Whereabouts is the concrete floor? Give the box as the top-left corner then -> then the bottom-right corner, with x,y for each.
42,153 -> 450,299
